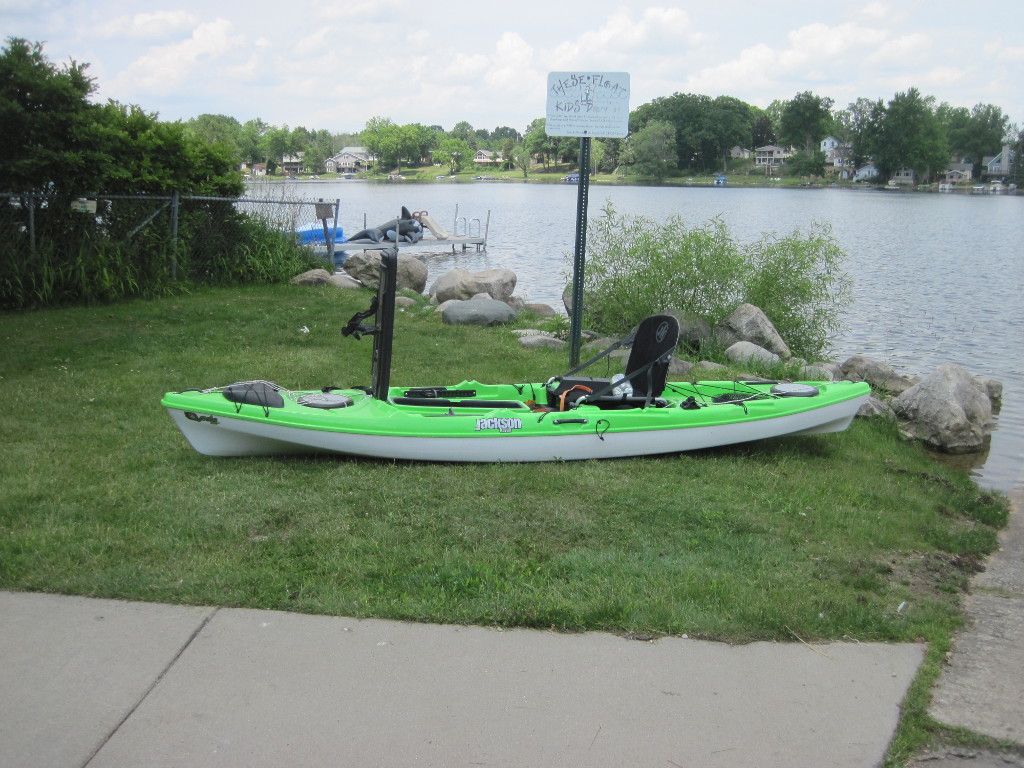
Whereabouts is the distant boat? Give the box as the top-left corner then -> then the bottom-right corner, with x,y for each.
714,176 -> 727,186
562,172 -> 580,184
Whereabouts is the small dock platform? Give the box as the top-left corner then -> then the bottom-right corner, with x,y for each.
336,205 -> 489,256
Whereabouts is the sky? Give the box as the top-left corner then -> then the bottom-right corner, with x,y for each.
3,0 -> 1022,136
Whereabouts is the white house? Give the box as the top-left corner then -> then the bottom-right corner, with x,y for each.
473,149 -> 504,165
820,136 -> 852,167
888,168 -> 916,186
326,147 -> 373,174
982,144 -> 1015,177
280,154 -> 304,175
755,145 -> 791,168
853,163 -> 879,182
944,162 -> 973,183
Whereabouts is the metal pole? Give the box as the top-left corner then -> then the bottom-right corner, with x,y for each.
169,190 -> 180,280
568,136 -> 592,367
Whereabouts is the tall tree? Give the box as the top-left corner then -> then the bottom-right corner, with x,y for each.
303,129 -> 336,173
1009,126 -> 1024,186
709,96 -> 754,171
750,108 -> 776,148
630,93 -> 705,170
183,114 -> 242,161
939,102 -> 1010,177
0,38 -> 102,195
871,88 -> 948,182
491,125 -> 521,142
510,142 -> 531,179
763,99 -> 787,142
835,97 -> 883,168
437,136 -> 472,174
630,120 -> 676,180
524,118 -> 555,167
780,91 -> 834,152
238,118 -> 270,165
449,120 -> 477,150
360,116 -> 396,168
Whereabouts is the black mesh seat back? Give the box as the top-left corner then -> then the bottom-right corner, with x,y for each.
624,315 -> 680,397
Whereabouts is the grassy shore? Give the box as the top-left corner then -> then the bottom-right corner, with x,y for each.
0,282 -> 1008,764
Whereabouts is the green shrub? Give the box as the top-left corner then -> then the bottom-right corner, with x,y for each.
579,202 -> 746,334
577,202 -> 852,359
743,224 -> 852,359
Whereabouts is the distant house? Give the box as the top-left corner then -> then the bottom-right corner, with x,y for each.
473,149 -> 503,165
888,168 -> 916,186
729,146 -> 751,160
820,136 -> 853,167
944,162 -> 974,183
326,147 -> 373,174
853,163 -> 879,182
280,154 -> 305,175
755,145 -> 791,168
982,144 -> 1015,177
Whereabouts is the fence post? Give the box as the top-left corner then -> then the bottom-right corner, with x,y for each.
27,194 -> 36,260
169,190 -> 180,280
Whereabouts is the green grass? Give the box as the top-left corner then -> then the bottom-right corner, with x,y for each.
1,282 -> 1005,634
0,283 -> 1009,763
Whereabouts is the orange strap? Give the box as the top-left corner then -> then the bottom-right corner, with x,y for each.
558,384 -> 592,412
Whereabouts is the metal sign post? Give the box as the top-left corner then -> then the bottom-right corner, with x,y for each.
545,72 -> 630,368
569,137 -> 591,367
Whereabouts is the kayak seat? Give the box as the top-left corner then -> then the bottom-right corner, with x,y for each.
548,315 -> 680,410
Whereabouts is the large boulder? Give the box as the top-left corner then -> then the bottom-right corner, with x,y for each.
291,268 -> 332,285
344,251 -> 428,293
562,284 -> 575,315
841,355 -> 916,394
440,297 -> 517,326
800,363 -> 840,381
433,268 -> 517,303
518,334 -> 565,349
524,302 -> 557,318
891,364 -> 994,454
326,273 -> 363,290
667,309 -> 712,353
714,304 -> 791,359
724,341 -> 780,365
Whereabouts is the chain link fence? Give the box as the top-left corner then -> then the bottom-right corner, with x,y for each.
0,192 -> 340,309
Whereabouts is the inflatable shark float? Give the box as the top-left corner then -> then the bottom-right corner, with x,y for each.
347,206 -> 424,244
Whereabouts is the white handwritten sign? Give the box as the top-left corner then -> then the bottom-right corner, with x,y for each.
545,72 -> 630,138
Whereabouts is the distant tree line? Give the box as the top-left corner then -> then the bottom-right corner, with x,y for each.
111,70 -> 1024,187
4,36 -> 1021,193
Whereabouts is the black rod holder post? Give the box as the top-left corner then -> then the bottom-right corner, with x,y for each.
371,247 -> 398,400
568,135 -> 592,368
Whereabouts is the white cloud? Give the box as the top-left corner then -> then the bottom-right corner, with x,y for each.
6,0 -> 1021,130
547,5 -> 693,67
865,33 -> 932,66
96,10 -> 200,41
110,19 -> 245,93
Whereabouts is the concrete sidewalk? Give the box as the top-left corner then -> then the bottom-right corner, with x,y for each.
914,487 -> 1024,766
2,591 -> 924,768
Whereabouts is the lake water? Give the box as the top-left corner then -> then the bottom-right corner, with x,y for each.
255,180 -> 1024,493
